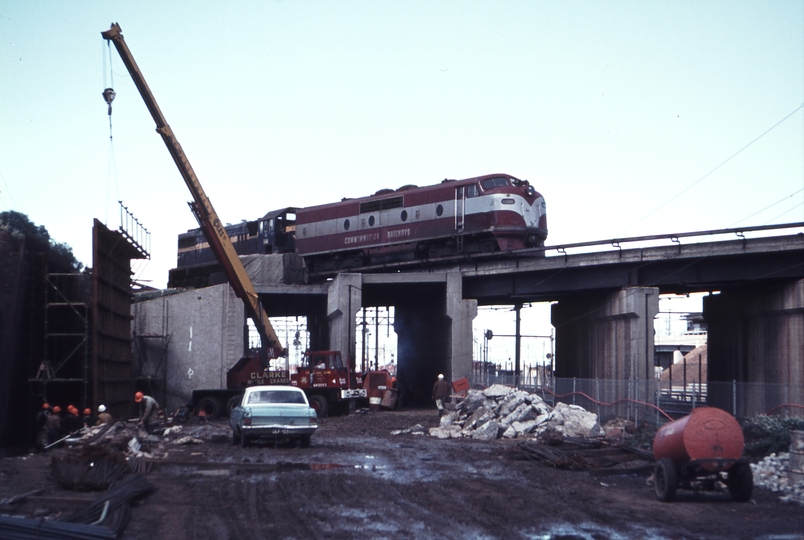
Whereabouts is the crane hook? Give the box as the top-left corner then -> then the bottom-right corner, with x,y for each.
102,87 -> 116,116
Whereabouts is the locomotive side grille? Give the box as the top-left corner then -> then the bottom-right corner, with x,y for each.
360,196 -> 404,214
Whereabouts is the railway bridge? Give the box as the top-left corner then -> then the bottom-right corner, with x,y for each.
136,225 -> 804,416
256,224 -> 804,416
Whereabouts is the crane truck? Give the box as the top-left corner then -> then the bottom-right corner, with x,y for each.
102,23 -> 365,417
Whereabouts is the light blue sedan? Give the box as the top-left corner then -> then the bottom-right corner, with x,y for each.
230,385 -> 318,448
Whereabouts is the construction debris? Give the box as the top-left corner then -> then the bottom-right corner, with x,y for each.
424,385 -> 604,441
509,439 -> 655,474
751,453 -> 804,506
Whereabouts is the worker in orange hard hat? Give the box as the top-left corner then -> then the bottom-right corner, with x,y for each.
45,406 -> 62,447
63,405 -> 81,435
135,392 -> 160,434
82,407 -> 97,428
35,403 -> 52,451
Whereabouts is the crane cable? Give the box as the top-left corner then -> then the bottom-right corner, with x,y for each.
102,40 -> 119,226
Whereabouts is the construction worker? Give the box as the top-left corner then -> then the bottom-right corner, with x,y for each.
96,404 -> 113,425
432,374 -> 451,416
135,392 -> 160,434
63,405 -> 81,434
45,406 -> 62,447
35,403 -> 51,451
82,407 -> 97,428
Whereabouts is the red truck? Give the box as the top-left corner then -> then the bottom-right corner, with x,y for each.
190,350 -> 366,419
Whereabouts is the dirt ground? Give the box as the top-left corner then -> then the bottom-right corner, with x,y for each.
1,408 -> 802,540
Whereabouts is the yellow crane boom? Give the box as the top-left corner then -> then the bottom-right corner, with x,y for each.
102,23 -> 283,358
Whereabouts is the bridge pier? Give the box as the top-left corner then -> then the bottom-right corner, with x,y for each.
705,278 -> 804,418
326,273 -> 362,370
551,287 -> 659,416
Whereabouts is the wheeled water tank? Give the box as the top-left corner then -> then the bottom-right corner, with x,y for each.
653,407 -> 744,469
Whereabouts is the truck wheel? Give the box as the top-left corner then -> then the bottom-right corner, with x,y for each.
654,458 -> 678,502
197,397 -> 222,419
300,435 -> 311,448
727,462 -> 753,502
309,395 -> 328,418
227,395 -> 242,416
232,427 -> 241,445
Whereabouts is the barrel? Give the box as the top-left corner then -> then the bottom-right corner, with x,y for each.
789,430 -> 804,485
653,407 -> 744,469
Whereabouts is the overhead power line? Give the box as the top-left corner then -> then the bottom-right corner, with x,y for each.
622,102 -> 804,235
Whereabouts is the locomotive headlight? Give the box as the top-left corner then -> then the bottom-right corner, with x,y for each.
525,185 -> 535,197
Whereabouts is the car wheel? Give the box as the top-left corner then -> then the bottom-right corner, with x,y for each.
232,427 -> 241,445
241,433 -> 249,448
654,458 -> 678,502
309,395 -> 328,418
196,397 -> 222,419
300,435 -> 311,448
727,462 -> 753,502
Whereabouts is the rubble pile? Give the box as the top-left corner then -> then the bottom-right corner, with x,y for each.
750,453 -> 804,506
424,384 -> 604,441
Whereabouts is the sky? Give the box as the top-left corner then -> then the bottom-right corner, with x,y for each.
2,1 -> 803,352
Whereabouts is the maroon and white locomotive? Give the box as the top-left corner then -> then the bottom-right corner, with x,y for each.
171,173 -> 547,283
296,173 -> 547,272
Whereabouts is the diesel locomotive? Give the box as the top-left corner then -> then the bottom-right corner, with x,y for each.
170,173 -> 546,284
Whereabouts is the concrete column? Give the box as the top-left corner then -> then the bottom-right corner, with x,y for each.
326,273 -> 362,370
705,279 -> 804,417
552,287 -> 659,412
446,271 -> 477,382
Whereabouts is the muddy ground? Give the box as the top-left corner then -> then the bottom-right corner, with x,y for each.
1,408 -> 802,540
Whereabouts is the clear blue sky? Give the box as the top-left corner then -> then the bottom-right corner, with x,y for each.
1,1 -> 803,290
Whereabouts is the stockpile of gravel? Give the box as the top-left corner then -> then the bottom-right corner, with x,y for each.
750,453 -> 804,506
426,384 -> 604,441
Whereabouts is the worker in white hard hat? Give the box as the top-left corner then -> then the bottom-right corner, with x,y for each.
432,374 -> 451,416
96,404 -> 113,425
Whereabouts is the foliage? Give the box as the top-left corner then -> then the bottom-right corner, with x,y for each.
0,210 -> 83,271
740,414 -> 804,460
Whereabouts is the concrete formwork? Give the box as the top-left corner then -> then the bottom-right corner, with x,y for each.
551,287 -> 660,412
132,284 -> 244,412
705,279 -> 804,417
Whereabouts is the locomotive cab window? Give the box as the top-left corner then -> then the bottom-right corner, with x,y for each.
481,177 -> 510,190
466,184 -> 479,198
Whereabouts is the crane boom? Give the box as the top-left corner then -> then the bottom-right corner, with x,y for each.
102,23 -> 282,358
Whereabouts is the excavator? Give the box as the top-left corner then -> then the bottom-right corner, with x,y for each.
102,23 -> 365,417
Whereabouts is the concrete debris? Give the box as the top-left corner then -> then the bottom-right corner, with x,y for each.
390,424 -> 426,436
751,453 -> 804,506
172,436 -> 204,445
418,387 -> 603,441
127,437 -> 141,454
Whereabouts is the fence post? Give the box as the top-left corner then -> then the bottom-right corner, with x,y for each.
732,379 -> 737,417
572,377 -> 576,406
595,378 -> 600,419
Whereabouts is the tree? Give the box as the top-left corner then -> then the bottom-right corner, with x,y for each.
0,211 -> 83,271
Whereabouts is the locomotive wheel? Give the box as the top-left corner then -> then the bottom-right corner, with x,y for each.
654,458 -> 678,502
727,462 -> 753,502
309,395 -> 329,418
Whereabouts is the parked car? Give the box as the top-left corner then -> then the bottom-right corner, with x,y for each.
230,385 -> 318,448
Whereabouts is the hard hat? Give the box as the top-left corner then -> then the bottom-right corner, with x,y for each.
83,408 -> 91,415
98,404 -> 106,413
53,406 -> 61,413
438,374 -> 444,379
134,392 -> 144,403
391,377 -> 397,382
42,403 -> 50,409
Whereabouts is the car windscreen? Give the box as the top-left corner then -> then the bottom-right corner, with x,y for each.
247,390 -> 306,405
